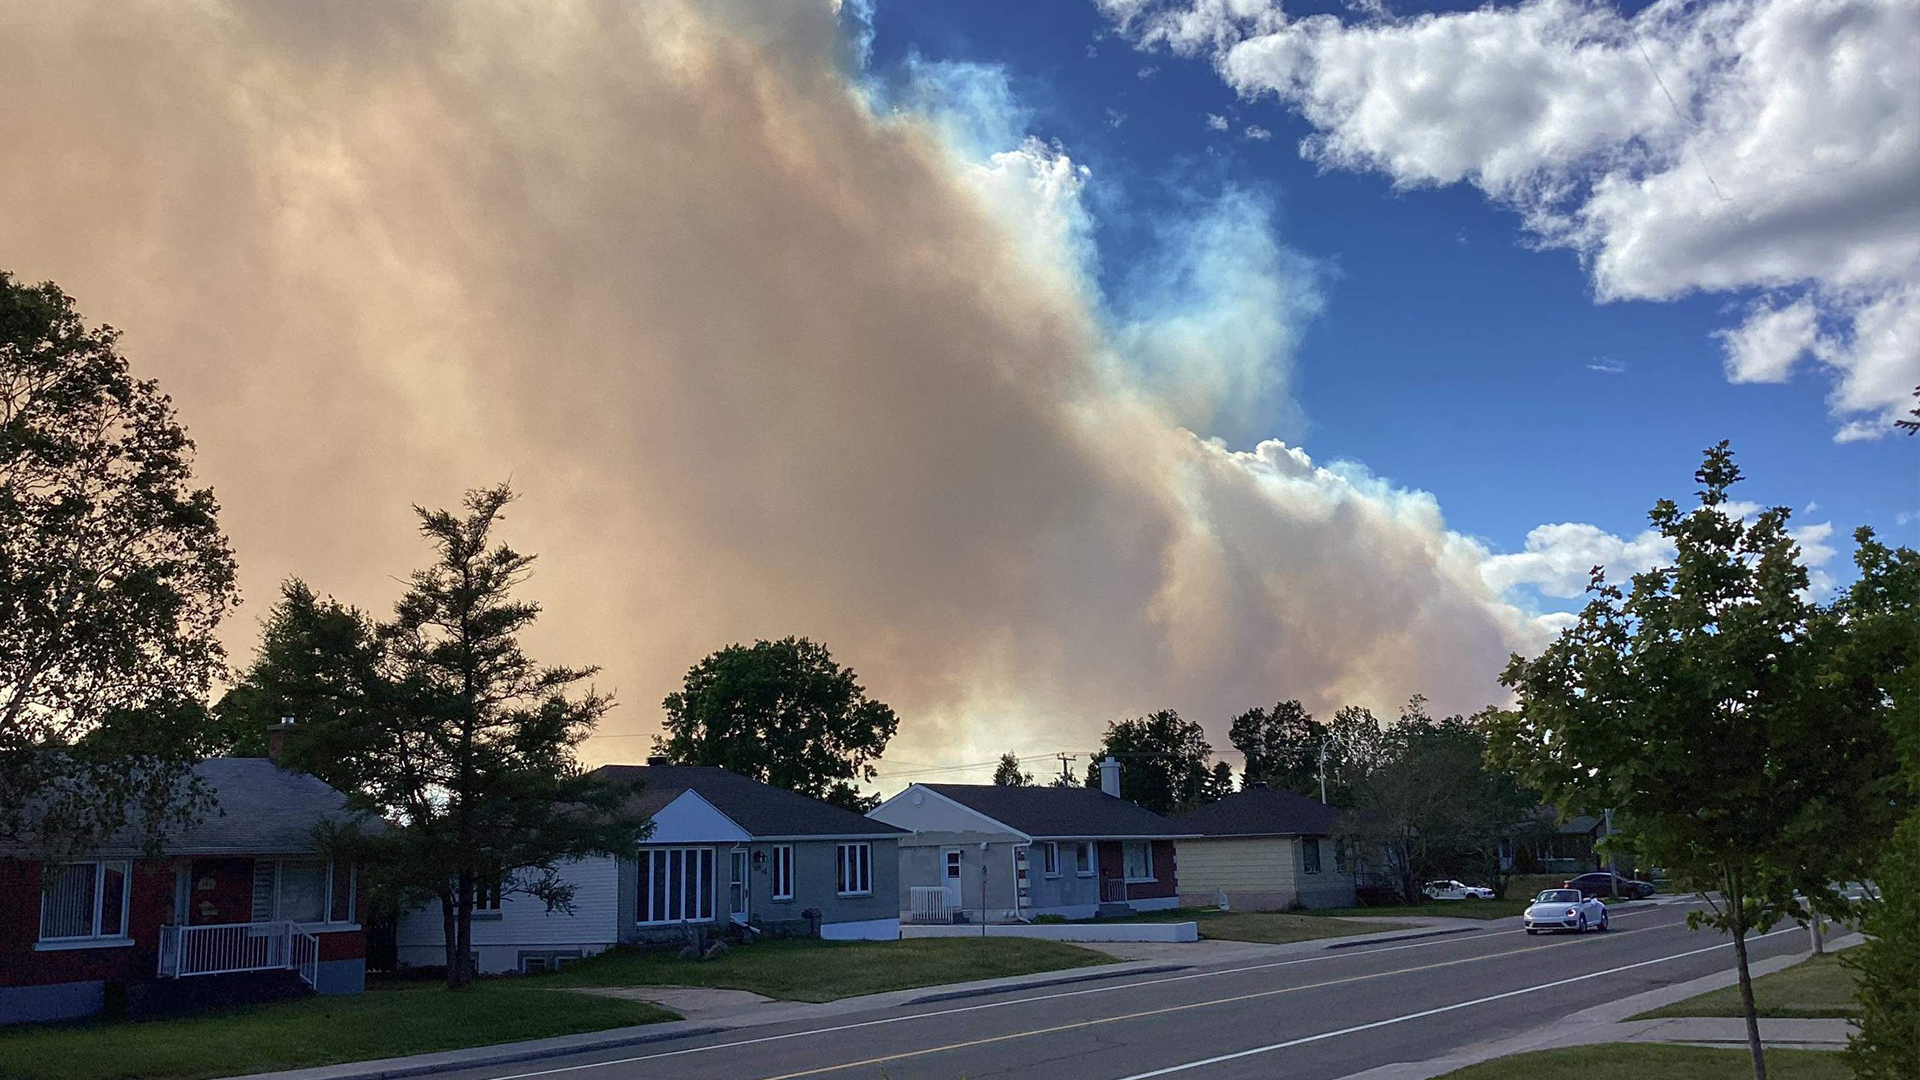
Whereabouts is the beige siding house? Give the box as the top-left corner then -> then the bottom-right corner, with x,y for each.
1172,786 -> 1356,910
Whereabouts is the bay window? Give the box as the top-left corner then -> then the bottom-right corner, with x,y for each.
638,847 -> 715,924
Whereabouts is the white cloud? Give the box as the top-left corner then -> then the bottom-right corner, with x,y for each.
1481,522 -> 1674,600
1099,0 -> 1920,438
1206,112 -> 1230,131
1588,357 -> 1626,374
1138,64 -> 1160,80
1243,124 -> 1272,141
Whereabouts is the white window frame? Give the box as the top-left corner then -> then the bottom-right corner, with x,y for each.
637,847 -> 716,926
38,860 -> 132,944
1075,842 -> 1095,877
255,859 -> 358,927
770,844 -> 795,901
1122,841 -> 1155,883
1041,842 -> 1059,878
836,842 -> 872,897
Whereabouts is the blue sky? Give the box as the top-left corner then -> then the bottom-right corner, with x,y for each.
870,0 -> 1917,604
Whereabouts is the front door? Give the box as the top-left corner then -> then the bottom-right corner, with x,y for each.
729,849 -> 749,924
942,847 -> 963,906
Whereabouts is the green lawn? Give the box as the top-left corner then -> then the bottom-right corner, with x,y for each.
0,981 -> 676,1080
542,936 -> 1114,1002
1313,898 -> 1530,920
1067,906 -> 1413,944
1634,952 -> 1862,1020
1434,1044 -> 1848,1080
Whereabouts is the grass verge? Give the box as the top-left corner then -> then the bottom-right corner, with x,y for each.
1314,898 -> 1529,920
1432,1044 -> 1848,1079
0,980 -> 676,1080
1632,951 -> 1861,1020
1068,906 -> 1414,944
542,936 -> 1114,1002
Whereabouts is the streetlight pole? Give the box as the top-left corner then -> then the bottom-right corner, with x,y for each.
1319,735 -> 1343,805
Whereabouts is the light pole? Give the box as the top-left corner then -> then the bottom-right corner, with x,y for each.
1319,734 -> 1343,805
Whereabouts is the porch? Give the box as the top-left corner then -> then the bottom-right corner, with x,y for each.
156,921 -> 320,988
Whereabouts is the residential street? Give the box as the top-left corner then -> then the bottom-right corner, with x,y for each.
428,899 -> 1809,1080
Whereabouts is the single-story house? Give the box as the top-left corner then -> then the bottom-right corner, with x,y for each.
1170,784 -> 1358,910
395,762 -> 906,975
2,743 -> 376,1025
869,759 -> 1196,923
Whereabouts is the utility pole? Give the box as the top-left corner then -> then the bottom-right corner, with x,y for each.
1604,808 -> 1618,900
1055,753 -> 1079,786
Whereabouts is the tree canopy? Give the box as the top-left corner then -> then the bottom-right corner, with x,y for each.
993,752 -> 1032,786
1228,699 -> 1325,796
656,636 -> 898,812
2,271 -> 237,857
1492,443 -> 1908,1080
1084,709 -> 1217,814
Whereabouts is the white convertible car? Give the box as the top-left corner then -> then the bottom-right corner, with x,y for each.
1524,888 -> 1610,934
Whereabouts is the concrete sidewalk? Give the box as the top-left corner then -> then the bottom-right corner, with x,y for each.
1333,934 -> 1863,1080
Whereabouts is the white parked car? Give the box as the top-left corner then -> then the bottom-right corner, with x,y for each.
1422,879 -> 1496,900
1524,888 -> 1610,934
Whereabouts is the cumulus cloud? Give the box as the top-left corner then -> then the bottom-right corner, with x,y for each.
1206,112 -> 1230,131
1243,124 -> 1273,141
0,0 -> 1620,782
1099,0 -> 1920,441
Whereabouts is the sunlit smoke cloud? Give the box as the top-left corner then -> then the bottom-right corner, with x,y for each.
0,0 -> 1562,784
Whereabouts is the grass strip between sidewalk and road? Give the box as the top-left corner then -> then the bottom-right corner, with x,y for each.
1431,1043 -> 1850,1080
1312,898 -> 1530,920
1632,951 -> 1862,1020
0,980 -> 677,1080
541,935 -> 1115,1002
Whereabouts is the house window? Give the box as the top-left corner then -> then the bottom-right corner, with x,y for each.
1123,841 -> 1154,882
836,843 -> 872,896
1303,839 -> 1322,875
771,845 -> 795,901
1334,841 -> 1348,875
39,861 -> 130,942
472,868 -> 503,912
638,847 -> 715,925
1075,842 -> 1095,876
1041,842 -> 1059,878
253,859 -> 356,925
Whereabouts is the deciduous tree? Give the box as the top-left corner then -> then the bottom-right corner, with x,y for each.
1085,710 -> 1214,814
2,272 -> 236,856
1492,444 -> 1905,1080
657,637 -> 898,812
1228,699 -> 1325,796
993,752 -> 1031,786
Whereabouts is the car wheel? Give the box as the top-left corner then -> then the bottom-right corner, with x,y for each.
1599,912 -> 1610,932
1577,914 -> 1588,933
1525,928 -> 1538,935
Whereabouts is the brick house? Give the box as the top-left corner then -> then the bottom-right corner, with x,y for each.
1,754 -> 377,1025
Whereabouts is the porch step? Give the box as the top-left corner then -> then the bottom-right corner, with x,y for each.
1095,902 -> 1134,918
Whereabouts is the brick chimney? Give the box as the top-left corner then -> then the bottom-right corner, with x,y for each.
267,717 -> 297,764
1098,756 -> 1121,798
646,754 -> 670,767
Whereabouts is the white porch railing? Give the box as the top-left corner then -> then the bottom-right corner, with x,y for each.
157,922 -> 319,987
909,886 -> 955,924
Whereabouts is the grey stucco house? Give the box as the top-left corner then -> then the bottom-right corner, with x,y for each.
395,763 -> 904,974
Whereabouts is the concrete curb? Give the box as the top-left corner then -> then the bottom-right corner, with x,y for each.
1327,934 -> 1864,1080
1324,926 -> 1487,950
908,963 -> 1189,1004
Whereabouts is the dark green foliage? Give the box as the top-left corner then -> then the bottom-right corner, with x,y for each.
1492,444 -> 1909,1080
993,752 -> 1031,786
1084,709 -> 1215,814
1,272 -> 237,857
223,486 -> 646,990
1228,699 -> 1326,796
656,637 -> 898,812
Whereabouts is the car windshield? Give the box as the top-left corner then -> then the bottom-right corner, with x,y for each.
1537,890 -> 1581,904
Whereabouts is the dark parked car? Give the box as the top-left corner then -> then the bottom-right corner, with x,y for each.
1564,872 -> 1654,899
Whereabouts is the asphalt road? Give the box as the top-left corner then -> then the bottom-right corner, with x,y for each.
437,900 -> 1807,1080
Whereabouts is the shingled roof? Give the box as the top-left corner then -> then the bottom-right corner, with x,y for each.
1171,785 -> 1344,838
3,758 -> 380,859
915,784 -> 1193,839
588,765 -> 905,839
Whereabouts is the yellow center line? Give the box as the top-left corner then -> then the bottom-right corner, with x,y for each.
752,926 -> 1658,1080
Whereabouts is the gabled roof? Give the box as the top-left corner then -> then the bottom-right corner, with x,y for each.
913,784 -> 1192,839
1171,785 -> 1343,838
588,765 -> 904,839
3,758 -> 380,859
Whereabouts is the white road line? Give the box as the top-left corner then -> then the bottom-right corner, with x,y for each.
1105,925 -> 1799,1080
484,917 -> 1688,1080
